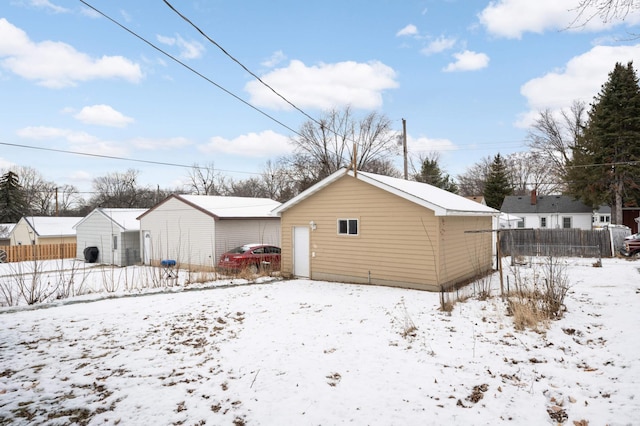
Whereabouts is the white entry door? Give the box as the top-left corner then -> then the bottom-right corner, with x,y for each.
292,226 -> 310,278
143,231 -> 152,265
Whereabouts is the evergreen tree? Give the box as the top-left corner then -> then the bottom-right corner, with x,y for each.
414,156 -> 458,193
483,153 -> 513,209
566,62 -> 640,223
0,171 -> 27,222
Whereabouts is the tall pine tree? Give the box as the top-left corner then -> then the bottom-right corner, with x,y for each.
484,153 -> 513,209
566,62 -> 640,223
0,171 -> 27,222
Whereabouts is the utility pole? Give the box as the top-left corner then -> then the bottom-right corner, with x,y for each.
402,118 -> 408,180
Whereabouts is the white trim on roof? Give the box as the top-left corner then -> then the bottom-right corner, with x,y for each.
73,208 -> 146,231
272,168 -> 499,217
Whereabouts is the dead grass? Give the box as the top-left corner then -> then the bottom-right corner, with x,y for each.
507,296 -> 548,331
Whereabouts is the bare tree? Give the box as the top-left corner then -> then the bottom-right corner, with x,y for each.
290,106 -> 400,183
506,151 -> 561,195
527,101 -> 586,192
456,156 -> 493,197
57,184 -> 85,214
259,159 -> 298,202
89,169 -> 143,208
573,0 -> 639,25
185,163 -> 228,195
227,177 -> 267,198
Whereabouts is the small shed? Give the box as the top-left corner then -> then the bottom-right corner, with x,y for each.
73,208 -> 147,266
137,194 -> 281,270
10,216 -> 82,245
272,169 -> 499,292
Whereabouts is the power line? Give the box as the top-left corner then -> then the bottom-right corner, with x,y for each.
0,141 -> 257,175
162,0 -> 321,127
78,0 -> 302,138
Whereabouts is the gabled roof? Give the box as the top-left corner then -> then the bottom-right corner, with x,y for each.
137,194 -> 281,220
73,208 -> 147,231
501,194 -> 595,214
273,169 -> 499,217
21,216 -> 83,237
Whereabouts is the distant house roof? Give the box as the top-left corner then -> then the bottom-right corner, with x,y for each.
138,194 -> 281,220
22,216 -> 83,237
74,208 -> 147,231
465,195 -> 486,205
501,194 -> 595,214
0,223 -> 15,239
273,169 -> 499,217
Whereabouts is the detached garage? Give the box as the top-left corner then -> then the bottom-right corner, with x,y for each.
74,208 -> 146,266
138,195 -> 281,270
272,169 -> 499,292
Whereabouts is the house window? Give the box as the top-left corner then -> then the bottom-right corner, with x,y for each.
601,215 -> 610,223
562,217 -> 572,229
338,219 -> 359,235
540,217 -> 547,228
113,235 -> 118,250
517,219 -> 525,228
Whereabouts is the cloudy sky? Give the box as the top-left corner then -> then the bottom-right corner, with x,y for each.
2,0 -> 640,194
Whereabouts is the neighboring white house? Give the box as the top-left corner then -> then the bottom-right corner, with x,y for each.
73,208 -> 147,266
501,191 -> 603,230
10,216 -> 82,245
137,195 -> 281,269
592,205 -> 612,229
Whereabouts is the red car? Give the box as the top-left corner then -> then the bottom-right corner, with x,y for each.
217,243 -> 281,273
620,233 -> 640,258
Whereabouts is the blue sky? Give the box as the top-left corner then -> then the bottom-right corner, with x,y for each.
2,0 -> 640,195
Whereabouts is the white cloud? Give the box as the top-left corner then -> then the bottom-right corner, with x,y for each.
74,104 -> 134,127
443,50 -> 489,72
245,60 -> 399,110
396,24 -> 418,37
28,0 -> 69,14
0,18 -> 143,88
198,130 -> 293,157
478,0 -> 640,39
262,50 -> 286,68
516,44 -> 640,127
408,135 -> 458,154
131,137 -> 192,150
156,34 -> 204,60
421,36 -> 457,55
16,126 -> 129,157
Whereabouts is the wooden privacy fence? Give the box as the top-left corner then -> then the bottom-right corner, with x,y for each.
0,243 -> 77,263
499,229 -> 612,258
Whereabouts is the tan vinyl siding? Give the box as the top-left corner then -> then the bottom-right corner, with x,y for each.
10,220 -> 76,246
10,221 -> 37,246
280,174 -> 494,291
281,175 -> 442,290
35,235 -> 76,245
438,216 -> 493,287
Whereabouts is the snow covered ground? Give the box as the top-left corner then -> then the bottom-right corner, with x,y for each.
0,257 -> 638,425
